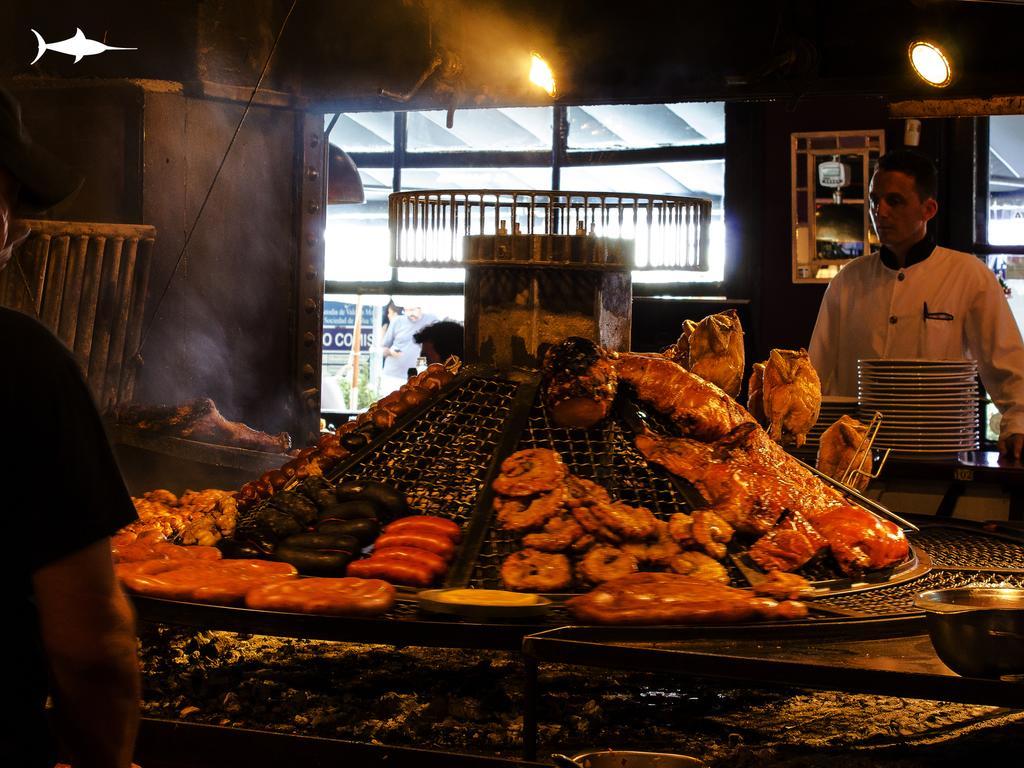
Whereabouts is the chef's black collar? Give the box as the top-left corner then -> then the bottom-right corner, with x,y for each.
879,235 -> 935,271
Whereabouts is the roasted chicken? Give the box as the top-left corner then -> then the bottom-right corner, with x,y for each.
687,309 -> 745,398
762,348 -> 821,448
747,362 -> 767,425
665,319 -> 698,368
817,415 -> 873,491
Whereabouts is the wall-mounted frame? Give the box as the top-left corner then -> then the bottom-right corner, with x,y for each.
791,130 -> 885,284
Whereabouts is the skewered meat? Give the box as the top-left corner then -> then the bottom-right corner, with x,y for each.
762,349 -> 821,448
113,397 -> 291,453
614,353 -> 754,441
566,572 -> 808,625
687,309 -> 745,398
747,362 -> 767,425
541,337 -> 618,428
664,319 -> 698,368
817,415 -> 873,491
813,505 -> 909,577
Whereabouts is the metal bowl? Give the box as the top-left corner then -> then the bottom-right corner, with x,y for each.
570,751 -> 706,768
914,587 -> 1024,678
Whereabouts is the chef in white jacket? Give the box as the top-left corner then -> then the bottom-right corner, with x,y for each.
809,149 -> 1024,459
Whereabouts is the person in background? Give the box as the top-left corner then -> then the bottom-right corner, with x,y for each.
413,320 -> 465,365
379,303 -> 437,394
380,300 -> 402,339
1,86 -> 140,768
809,148 -> 1024,460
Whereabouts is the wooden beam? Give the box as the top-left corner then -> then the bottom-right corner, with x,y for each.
890,96 -> 1024,118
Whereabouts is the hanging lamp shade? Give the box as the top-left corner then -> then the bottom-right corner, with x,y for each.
327,144 -> 365,204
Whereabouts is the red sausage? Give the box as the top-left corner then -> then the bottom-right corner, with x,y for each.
373,532 -> 455,560
347,557 -> 435,588
384,516 -> 462,542
371,546 -> 448,577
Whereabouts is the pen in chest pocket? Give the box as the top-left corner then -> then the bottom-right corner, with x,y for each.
923,302 -> 954,321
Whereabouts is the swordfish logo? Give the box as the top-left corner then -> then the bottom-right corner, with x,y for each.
30,27 -> 136,64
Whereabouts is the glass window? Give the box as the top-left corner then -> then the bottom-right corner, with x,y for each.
401,166 -> 551,192
988,115 -> 1024,247
324,169 -> 392,283
321,293 -> 465,416
326,112 -> 395,152
567,102 -> 725,150
407,107 -> 553,152
561,160 -> 725,283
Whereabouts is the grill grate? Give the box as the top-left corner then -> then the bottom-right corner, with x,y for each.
330,375 -> 518,525
815,568 -> 1024,615
912,526 -> 1024,570
470,395 -> 698,590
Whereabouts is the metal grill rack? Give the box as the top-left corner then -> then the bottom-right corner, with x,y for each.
329,374 -> 519,524
389,190 -> 711,271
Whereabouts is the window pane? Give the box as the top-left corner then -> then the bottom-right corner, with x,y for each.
561,160 -> 725,282
989,114 -> 1024,246
326,112 -> 395,152
321,293 -> 465,414
407,107 -> 553,152
401,166 -> 551,191
325,169 -> 392,282
567,102 -> 725,150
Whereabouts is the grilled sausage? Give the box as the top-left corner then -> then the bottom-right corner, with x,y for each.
371,546 -> 448,578
274,544 -> 355,577
383,516 -> 462,542
279,532 -> 359,552
317,517 -> 380,545
373,532 -> 455,560
347,557 -> 436,587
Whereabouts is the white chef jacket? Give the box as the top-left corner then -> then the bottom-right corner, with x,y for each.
808,245 -> 1024,439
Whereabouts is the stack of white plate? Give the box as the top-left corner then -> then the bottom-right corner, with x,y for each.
857,359 -> 980,456
805,396 -> 860,450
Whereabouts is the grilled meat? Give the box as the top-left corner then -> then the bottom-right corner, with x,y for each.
687,309 -> 745,398
566,572 -> 808,625
114,397 -> 291,453
747,362 -> 767,425
747,512 -> 828,572
614,353 -> 754,442
541,337 -> 618,428
664,319 -> 698,368
762,349 -> 821,448
817,415 -> 873,491
635,425 -> 908,576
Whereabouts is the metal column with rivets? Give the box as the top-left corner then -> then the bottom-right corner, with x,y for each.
295,112 -> 328,446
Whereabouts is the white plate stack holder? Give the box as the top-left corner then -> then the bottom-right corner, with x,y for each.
857,358 -> 980,457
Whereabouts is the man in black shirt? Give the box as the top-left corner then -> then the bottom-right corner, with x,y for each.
2,87 -> 140,768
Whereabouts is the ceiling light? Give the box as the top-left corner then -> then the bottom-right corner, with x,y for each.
529,52 -> 556,97
908,40 -> 953,87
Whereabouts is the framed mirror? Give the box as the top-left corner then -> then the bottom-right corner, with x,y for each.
791,130 -> 885,284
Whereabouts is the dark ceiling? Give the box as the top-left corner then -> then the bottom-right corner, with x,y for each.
1,0 -> 1023,109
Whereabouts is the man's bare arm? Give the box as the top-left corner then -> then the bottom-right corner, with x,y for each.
33,538 -> 140,768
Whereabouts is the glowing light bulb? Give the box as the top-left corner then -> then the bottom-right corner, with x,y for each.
529,52 -> 556,97
909,41 -> 952,87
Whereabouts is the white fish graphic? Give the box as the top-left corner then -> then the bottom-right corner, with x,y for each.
30,27 -> 136,65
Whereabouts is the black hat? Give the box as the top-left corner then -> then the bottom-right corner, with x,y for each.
0,86 -> 83,213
